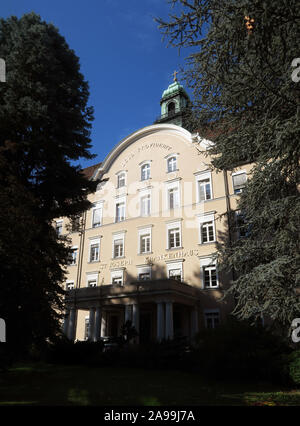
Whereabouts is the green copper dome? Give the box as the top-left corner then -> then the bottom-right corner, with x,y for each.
161,80 -> 188,100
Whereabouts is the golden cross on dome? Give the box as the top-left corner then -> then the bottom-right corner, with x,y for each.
173,70 -> 178,81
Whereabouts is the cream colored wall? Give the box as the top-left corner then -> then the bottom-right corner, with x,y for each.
62,125 -> 251,294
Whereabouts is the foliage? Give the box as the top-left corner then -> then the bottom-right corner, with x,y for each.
191,319 -> 291,383
45,337 -> 104,366
157,0 -> 300,327
287,350 -> 300,386
0,13 -> 97,356
120,320 -> 139,344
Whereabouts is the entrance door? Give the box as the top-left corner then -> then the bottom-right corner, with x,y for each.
139,312 -> 152,343
110,315 -> 119,337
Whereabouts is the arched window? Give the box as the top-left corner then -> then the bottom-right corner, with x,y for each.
141,163 -> 150,181
167,156 -> 177,172
168,102 -> 175,115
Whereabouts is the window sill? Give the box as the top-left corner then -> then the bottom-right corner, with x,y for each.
166,246 -> 183,251
198,241 -> 216,246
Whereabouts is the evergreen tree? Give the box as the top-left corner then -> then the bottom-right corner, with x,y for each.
157,0 -> 300,330
0,13 -> 97,356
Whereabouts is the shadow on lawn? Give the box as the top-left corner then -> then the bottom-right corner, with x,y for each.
0,363 -> 299,406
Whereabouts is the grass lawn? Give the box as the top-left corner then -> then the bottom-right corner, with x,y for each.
0,363 -> 299,406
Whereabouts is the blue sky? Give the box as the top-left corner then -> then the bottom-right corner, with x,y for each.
1,0 -> 193,169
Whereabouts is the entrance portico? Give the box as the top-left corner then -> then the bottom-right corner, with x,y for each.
64,279 -> 200,343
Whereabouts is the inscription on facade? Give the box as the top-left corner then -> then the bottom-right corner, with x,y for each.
121,142 -> 172,168
145,249 -> 200,264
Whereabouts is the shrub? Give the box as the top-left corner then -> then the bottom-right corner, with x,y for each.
45,337 -> 104,366
288,350 -> 300,386
191,319 -> 291,383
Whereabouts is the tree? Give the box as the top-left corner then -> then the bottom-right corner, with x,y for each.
157,0 -> 300,330
0,13 -> 97,356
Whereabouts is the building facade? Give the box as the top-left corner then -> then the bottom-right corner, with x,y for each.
60,78 -> 251,343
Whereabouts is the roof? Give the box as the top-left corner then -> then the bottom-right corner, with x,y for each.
81,162 -> 102,180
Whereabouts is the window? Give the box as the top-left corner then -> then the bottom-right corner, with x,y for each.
117,172 -> 126,188
235,211 -> 249,238
112,232 -> 125,258
167,156 -> 177,173
204,311 -> 220,329
89,239 -> 100,262
232,171 -> 247,194
195,171 -> 213,202
137,265 -> 151,281
86,273 -> 98,288
87,279 -> 97,288
56,221 -> 63,236
140,233 -> 151,253
140,194 -> 151,216
111,270 -> 124,285
201,221 -> 215,243
203,265 -> 218,288
141,163 -> 150,181
168,102 -> 175,115
139,272 -> 151,281
167,261 -> 183,281
198,178 -> 211,201
168,188 -> 179,209
168,227 -> 181,249
112,276 -> 123,285
115,201 -> 125,222
92,204 -> 102,228
165,179 -> 181,211
66,281 -> 75,290
114,239 -> 124,258
169,268 -> 182,281
69,247 -> 78,265
138,227 -> 152,254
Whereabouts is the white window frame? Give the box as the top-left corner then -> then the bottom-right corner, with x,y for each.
89,238 -> 100,263
198,213 -> 216,244
140,189 -> 151,216
137,265 -> 152,281
138,226 -> 152,254
55,220 -> 63,236
116,171 -> 126,188
195,171 -> 213,202
140,161 -> 151,181
66,280 -> 75,290
86,272 -> 98,288
111,269 -> 125,286
166,260 -> 183,281
199,257 -> 219,289
166,155 -> 177,173
112,232 -> 125,259
204,309 -> 220,329
91,201 -> 103,228
115,196 -> 126,222
69,246 -> 78,265
166,220 -> 182,250
165,179 -> 181,210
232,170 -> 247,194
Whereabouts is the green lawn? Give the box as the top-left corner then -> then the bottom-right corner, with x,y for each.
0,363 -> 299,406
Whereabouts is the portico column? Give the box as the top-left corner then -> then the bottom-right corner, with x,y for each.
94,307 -> 102,342
191,307 -> 199,339
125,305 -> 132,323
132,304 -> 139,332
156,301 -> 165,342
88,308 -> 95,341
63,309 -> 70,337
101,312 -> 107,338
165,301 -> 174,340
68,308 -> 76,341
